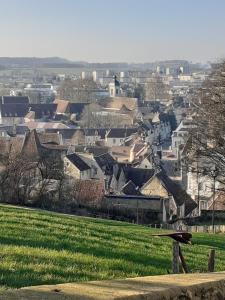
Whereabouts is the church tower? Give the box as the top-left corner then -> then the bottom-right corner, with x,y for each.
109,75 -> 121,97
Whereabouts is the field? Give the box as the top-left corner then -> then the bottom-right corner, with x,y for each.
0,205 -> 225,290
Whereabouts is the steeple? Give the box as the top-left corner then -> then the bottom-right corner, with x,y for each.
109,75 -> 121,97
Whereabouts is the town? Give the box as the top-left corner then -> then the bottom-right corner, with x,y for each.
1,1 -> 225,299
0,59 -> 213,225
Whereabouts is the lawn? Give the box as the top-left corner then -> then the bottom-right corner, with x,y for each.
0,205 -> 225,289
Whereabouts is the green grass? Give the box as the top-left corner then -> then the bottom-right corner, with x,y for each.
0,205 -> 225,289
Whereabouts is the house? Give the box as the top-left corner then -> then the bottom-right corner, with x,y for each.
161,150 -> 180,180
0,103 -> 29,126
45,128 -> 85,146
69,145 -> 109,157
1,96 -> 29,104
137,120 -> 155,144
84,128 -> 109,145
151,112 -> 171,143
64,153 -> 91,180
140,170 -> 197,219
17,121 -> 69,131
21,130 -> 66,164
100,96 -> 138,111
24,83 -> 55,104
180,136 -> 223,215
136,152 -> 154,169
171,118 -> 195,155
111,142 -> 149,164
28,103 -> 57,120
123,167 -> 155,190
0,97 -> 57,126
108,164 -> 127,192
76,152 -> 105,180
105,128 -> 138,147
0,130 -> 67,182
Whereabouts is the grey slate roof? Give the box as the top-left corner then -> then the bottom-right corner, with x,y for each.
29,104 -> 57,119
1,103 -> 29,117
107,128 -> 138,138
85,128 -> 108,139
123,166 -> 155,188
45,128 -> 83,140
66,153 -> 90,171
155,169 -> 197,216
68,103 -> 88,115
1,96 -> 29,104
122,180 -> 140,195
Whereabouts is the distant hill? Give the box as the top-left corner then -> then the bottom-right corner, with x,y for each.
0,57 -> 206,71
0,57 -> 130,69
0,57 -> 74,68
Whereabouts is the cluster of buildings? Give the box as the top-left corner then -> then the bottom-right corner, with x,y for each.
0,61 -> 215,224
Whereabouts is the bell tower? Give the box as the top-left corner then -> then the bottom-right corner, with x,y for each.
109,75 -> 121,97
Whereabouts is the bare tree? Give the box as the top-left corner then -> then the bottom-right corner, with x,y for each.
58,78 -> 98,103
184,60 -> 225,189
145,75 -> 170,102
80,103 -> 126,128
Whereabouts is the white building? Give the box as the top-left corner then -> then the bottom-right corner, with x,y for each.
92,71 -> 98,82
171,118 -> 195,155
24,83 -> 56,104
108,76 -> 121,97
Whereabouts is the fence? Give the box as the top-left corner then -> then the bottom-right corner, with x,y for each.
149,223 -> 225,233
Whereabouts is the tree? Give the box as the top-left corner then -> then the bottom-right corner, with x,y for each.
145,75 -> 170,102
167,110 -> 177,131
58,78 -> 97,103
80,103 -> 126,128
185,60 -> 225,189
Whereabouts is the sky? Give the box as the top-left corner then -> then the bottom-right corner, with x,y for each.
0,0 -> 225,63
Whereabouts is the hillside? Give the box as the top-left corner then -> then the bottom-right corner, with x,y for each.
0,205 -> 225,289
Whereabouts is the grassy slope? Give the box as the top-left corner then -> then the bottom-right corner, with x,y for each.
0,205 -> 225,289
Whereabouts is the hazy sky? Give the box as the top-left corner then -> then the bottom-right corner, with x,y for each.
0,0 -> 225,63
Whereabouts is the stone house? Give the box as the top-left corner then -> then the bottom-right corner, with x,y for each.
64,153 -> 92,180
140,170 -> 197,219
105,128 -> 138,147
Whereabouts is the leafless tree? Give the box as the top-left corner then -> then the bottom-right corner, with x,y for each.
184,60 -> 225,188
58,78 -> 98,103
145,75 -> 170,101
80,103 -> 126,128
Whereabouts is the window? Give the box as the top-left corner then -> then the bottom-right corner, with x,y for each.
200,200 -> 207,210
113,138 -> 116,144
198,182 -> 203,191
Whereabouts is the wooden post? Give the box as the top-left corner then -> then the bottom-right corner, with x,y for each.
136,199 -> 139,225
172,241 -> 179,274
208,249 -> 215,272
179,246 -> 189,273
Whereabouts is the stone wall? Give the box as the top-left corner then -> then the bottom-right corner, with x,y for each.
1,272 -> 225,299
